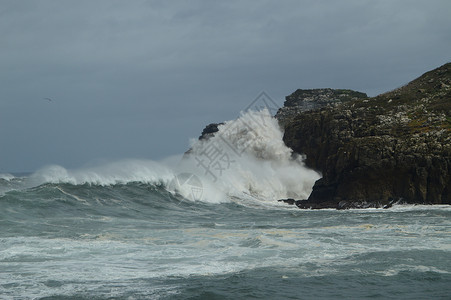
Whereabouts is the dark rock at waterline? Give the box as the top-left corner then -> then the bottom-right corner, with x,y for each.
278,198 -> 399,210
279,63 -> 451,208
278,198 -> 296,205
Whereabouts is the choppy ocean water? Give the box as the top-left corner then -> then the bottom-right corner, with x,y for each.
1,177 -> 450,299
1,111 -> 450,299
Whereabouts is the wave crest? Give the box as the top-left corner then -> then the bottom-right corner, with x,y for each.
30,160 -> 174,187
181,109 -> 321,205
6,109 -> 320,207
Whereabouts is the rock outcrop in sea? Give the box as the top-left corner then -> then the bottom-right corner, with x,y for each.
279,63 -> 451,208
198,123 -> 223,140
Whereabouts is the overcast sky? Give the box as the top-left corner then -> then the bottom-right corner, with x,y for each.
1,0 -> 450,172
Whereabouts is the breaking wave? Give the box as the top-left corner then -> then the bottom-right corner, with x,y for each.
3,109 -> 320,206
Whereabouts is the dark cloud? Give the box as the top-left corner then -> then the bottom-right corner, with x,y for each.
1,0 -> 450,171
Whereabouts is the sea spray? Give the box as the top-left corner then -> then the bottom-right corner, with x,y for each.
29,160 -> 174,186
9,109 -> 320,206
178,109 -> 321,205
1,114 -> 450,300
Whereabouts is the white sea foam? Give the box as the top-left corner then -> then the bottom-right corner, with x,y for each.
177,109 -> 321,204
0,173 -> 26,196
0,173 -> 15,181
378,265 -> 451,277
23,109 -> 320,206
29,160 -> 174,186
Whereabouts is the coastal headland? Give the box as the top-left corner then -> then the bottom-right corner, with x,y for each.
201,63 -> 451,209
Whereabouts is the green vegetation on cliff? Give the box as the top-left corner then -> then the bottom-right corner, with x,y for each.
282,63 -> 451,208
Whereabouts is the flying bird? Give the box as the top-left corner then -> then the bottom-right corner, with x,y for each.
44,98 -> 53,102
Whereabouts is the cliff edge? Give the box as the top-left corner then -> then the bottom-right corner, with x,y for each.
281,63 -> 451,208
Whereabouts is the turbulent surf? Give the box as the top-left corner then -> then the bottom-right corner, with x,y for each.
1,110 -> 450,299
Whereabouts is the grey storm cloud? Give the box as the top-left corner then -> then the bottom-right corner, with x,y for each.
1,0 -> 450,172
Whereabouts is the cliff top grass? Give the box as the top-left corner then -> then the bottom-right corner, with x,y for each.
344,63 -> 451,133
353,63 -> 451,112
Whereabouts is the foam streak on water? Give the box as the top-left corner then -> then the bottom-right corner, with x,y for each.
0,187 -> 450,299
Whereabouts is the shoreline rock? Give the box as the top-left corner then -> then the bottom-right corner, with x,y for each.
278,198 -> 397,209
279,63 -> 451,209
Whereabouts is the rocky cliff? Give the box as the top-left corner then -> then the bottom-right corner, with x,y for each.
281,63 -> 451,208
276,88 -> 367,126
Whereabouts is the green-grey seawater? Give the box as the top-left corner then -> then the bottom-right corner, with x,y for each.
1,178 -> 450,299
